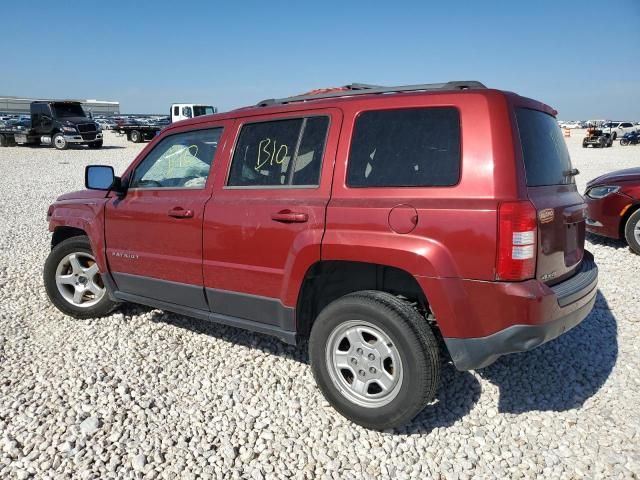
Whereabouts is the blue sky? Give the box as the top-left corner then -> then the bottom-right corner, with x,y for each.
2,1 -> 639,118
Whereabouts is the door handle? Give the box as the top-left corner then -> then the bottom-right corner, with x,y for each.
271,210 -> 308,223
168,207 -> 194,218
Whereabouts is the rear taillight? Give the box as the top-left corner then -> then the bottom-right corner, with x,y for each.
496,201 -> 537,281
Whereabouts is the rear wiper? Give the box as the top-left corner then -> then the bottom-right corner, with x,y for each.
563,168 -> 580,177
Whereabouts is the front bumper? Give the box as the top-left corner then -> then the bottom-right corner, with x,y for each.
442,251 -> 598,371
585,192 -> 633,239
64,132 -> 103,143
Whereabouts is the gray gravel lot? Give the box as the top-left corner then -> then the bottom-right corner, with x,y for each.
1,130 -> 639,479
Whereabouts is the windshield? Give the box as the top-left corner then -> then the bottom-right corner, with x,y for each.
516,108 -> 574,187
52,103 -> 86,118
193,106 -> 215,117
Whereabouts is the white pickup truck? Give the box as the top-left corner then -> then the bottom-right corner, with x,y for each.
170,103 -> 217,122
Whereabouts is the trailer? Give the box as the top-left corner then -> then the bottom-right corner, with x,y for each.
113,123 -> 162,143
0,101 -> 103,150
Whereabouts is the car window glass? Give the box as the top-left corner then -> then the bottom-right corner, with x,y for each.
292,117 -> 329,186
516,108 -> 573,186
182,106 -> 192,118
228,116 -> 329,187
130,128 -> 222,189
347,107 -> 461,187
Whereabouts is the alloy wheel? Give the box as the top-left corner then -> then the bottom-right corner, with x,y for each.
325,320 -> 403,408
55,252 -> 105,308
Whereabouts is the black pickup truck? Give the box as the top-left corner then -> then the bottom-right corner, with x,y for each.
0,101 -> 103,150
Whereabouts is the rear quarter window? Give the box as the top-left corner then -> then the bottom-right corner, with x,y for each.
347,107 -> 461,187
516,108 -> 574,186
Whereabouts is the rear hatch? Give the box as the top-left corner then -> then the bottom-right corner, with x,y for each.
515,107 -> 586,284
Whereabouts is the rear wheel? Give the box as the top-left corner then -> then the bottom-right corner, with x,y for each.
582,139 -> 588,148
612,132 -> 617,140
620,138 -> 629,146
309,291 -> 440,430
624,209 -> 640,255
130,130 -> 142,143
43,236 -> 117,318
52,133 -> 68,150
597,137 -> 605,148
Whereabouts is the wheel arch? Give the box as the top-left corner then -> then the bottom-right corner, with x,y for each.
295,260 -> 434,338
48,202 -> 108,273
52,226 -> 87,248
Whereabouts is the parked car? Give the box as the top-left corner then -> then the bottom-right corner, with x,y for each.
601,121 -> 636,140
585,168 -> 640,254
43,81 -> 597,430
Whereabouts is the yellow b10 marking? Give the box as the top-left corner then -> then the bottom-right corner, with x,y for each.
256,138 -> 288,171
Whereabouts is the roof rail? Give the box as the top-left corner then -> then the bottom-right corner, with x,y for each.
257,80 -> 486,107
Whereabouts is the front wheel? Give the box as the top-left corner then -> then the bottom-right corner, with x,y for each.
88,140 -> 103,149
309,291 -> 440,430
130,130 -> 142,143
620,139 -> 629,146
52,133 -> 68,150
44,236 -> 118,318
624,209 -> 640,255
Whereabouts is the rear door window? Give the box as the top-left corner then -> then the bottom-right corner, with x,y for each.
227,116 -> 329,187
347,107 -> 461,187
516,108 -> 573,186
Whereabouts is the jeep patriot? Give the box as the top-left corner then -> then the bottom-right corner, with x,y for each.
44,81 -> 598,429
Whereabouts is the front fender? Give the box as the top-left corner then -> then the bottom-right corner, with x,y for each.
48,200 -> 107,272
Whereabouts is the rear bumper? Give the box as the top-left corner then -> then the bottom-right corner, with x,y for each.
440,251 -> 598,371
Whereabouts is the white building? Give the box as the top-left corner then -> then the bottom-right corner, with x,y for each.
0,96 -> 120,115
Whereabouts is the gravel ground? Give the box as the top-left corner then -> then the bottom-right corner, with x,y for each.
1,130 -> 639,479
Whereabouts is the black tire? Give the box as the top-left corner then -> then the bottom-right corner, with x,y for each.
88,140 -> 103,149
130,130 -> 142,143
309,290 -> 440,430
624,209 -> 640,255
52,133 -> 68,150
582,140 -> 588,148
620,139 -> 629,146
597,137 -> 605,148
0,133 -> 6,147
43,236 -> 118,318
612,132 -> 617,140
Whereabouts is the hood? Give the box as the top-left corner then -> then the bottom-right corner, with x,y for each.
587,167 -> 640,188
56,189 -> 107,201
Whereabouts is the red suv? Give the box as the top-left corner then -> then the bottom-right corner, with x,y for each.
44,81 -> 598,429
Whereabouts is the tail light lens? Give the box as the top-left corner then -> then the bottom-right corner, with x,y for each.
496,201 -> 537,281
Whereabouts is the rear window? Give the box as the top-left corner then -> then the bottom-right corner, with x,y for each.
347,107 -> 461,187
516,108 -> 574,186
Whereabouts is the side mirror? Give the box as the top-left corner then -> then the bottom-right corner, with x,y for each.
85,165 -> 116,190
